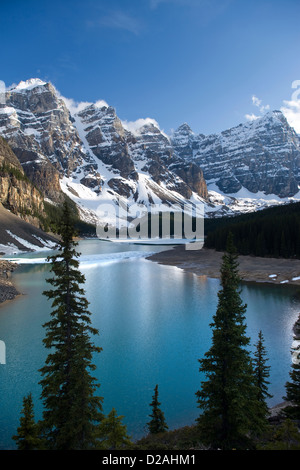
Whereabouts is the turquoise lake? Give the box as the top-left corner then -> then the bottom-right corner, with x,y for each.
0,239 -> 299,449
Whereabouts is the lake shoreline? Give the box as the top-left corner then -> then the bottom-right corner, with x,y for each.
147,245 -> 300,286
0,260 -> 20,304
2,244 -> 300,305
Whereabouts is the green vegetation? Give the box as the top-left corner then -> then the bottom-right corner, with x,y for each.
41,197 -> 96,237
147,385 -> 168,435
283,315 -> 300,421
0,161 -> 31,184
204,201 -> 300,258
134,425 -> 204,450
258,419 -> 300,450
39,201 -> 103,449
196,233 -> 269,449
12,393 -> 42,450
97,408 -> 132,450
0,154 -> 96,237
253,331 -> 273,419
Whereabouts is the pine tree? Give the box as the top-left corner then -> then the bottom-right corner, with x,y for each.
12,393 -> 41,450
252,330 -> 273,440
97,408 -> 132,449
196,233 -> 266,450
253,330 -> 273,414
147,384 -> 168,434
39,201 -> 103,450
283,314 -> 300,420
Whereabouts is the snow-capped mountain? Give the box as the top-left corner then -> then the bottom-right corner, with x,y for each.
171,112 -> 300,198
0,79 -> 208,227
1,78 -> 300,228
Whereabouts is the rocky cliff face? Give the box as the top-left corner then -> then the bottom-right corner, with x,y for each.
0,78 -> 300,224
0,79 -> 208,224
171,112 -> 300,198
74,102 -> 208,203
0,79 -> 99,201
0,136 -> 45,226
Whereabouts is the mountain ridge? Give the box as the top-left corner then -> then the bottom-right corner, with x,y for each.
0,78 -> 300,229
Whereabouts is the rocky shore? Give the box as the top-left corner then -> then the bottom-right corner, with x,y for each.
0,259 -> 20,304
148,245 -> 300,286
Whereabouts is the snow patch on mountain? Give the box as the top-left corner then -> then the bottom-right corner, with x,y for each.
206,181 -> 300,217
9,78 -> 47,92
1,78 -> 300,229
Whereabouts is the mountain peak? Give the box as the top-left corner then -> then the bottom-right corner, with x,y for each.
10,78 -> 47,92
174,122 -> 193,135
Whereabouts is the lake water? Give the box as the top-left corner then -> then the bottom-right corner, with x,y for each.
0,239 -> 299,449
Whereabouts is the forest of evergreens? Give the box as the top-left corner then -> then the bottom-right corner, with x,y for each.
204,201 -> 300,258
41,197 -> 97,237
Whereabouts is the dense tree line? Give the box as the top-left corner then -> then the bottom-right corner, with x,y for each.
204,201 -> 300,258
41,197 -> 96,237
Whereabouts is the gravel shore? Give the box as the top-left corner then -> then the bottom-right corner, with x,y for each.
147,245 -> 300,286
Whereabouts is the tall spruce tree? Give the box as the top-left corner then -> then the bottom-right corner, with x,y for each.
253,330 -> 272,416
283,314 -> 300,420
196,233 -> 266,450
12,393 -> 41,450
39,201 -> 103,450
147,385 -> 168,434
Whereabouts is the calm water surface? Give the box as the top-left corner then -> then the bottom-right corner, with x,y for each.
0,239 -> 299,449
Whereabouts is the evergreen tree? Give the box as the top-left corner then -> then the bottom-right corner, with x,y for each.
39,201 -> 103,450
147,385 -> 168,434
97,408 -> 132,449
196,233 -> 266,450
12,393 -> 41,450
283,314 -> 300,420
261,419 -> 300,450
253,330 -> 273,415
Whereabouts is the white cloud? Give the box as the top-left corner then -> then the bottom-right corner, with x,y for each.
252,94 -> 270,113
122,118 -> 160,135
245,82 -> 300,134
95,100 -> 110,109
61,97 -> 91,114
245,113 -> 259,121
245,94 -> 270,121
59,95 -> 109,115
281,99 -> 300,134
251,95 -> 262,108
122,117 -> 170,140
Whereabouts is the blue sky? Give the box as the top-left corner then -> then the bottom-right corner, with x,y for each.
1,0 -> 300,135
